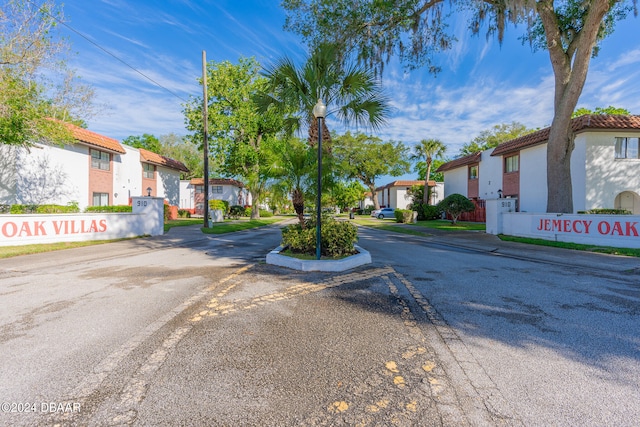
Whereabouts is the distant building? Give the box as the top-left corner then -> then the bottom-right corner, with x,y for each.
375,180 -> 444,209
180,178 -> 251,216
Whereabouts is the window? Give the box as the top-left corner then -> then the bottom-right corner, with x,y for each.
143,163 -> 155,179
469,165 -> 478,180
615,137 -> 640,159
92,192 -> 109,206
195,185 -> 203,194
91,149 -> 110,170
505,155 -> 519,173
211,185 -> 223,194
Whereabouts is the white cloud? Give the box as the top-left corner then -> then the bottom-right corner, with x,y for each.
378,70 -> 554,156
607,48 -> 640,71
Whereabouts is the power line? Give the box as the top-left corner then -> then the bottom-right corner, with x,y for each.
26,0 -> 190,103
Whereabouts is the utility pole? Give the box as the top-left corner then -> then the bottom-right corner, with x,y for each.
202,50 -> 209,227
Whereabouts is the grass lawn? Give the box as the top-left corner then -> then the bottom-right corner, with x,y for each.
0,238 -> 140,259
164,218 -> 203,232
353,217 -> 485,235
499,235 -> 640,257
202,218 -> 283,234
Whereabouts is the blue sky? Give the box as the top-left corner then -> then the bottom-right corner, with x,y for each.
60,1 -> 640,180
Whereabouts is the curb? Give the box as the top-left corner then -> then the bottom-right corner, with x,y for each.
266,245 -> 372,272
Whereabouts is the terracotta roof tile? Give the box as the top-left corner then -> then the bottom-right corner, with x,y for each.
435,152 -> 481,173
375,180 -> 437,192
190,178 -> 245,188
491,114 -> 640,156
139,148 -> 189,172
60,121 -> 126,154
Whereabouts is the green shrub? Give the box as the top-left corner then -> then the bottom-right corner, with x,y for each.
229,205 -> 245,218
178,209 -> 191,218
85,205 -> 133,213
394,209 -> 413,223
9,203 -> 81,214
281,223 -> 316,254
209,199 -> 229,213
244,207 -> 252,217
409,201 -> 442,221
259,209 -> 274,217
10,204 -> 38,214
578,208 -> 631,215
281,216 -> 358,257
37,204 -> 80,214
421,204 -> 442,220
437,194 -> 475,224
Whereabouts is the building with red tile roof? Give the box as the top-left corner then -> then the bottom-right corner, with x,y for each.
436,115 -> 640,213
0,123 -> 188,210
373,179 -> 444,209
179,178 -> 251,216
61,121 -> 126,154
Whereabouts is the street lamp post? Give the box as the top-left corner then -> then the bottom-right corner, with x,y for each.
313,99 -> 326,260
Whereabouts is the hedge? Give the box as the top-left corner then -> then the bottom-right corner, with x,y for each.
577,209 -> 631,215
84,205 -> 132,213
281,216 -> 358,257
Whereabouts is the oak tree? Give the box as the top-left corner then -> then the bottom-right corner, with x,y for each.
283,0 -> 638,212
1,0 -> 95,146
183,57 -> 285,219
333,131 -> 410,210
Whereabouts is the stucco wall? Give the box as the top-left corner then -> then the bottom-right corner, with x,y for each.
179,181 -> 194,209
0,197 -> 165,246
583,131 -> 640,212
478,149 -> 503,200
518,144 -> 547,213
443,168 -> 468,198
114,146 -> 143,205
158,166 -> 180,206
14,143 -> 87,208
0,146 -> 18,205
502,212 -> 640,248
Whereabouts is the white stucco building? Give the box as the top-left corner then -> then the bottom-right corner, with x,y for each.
0,122 -> 188,210
375,180 -> 444,209
437,115 -> 640,214
180,178 -> 252,216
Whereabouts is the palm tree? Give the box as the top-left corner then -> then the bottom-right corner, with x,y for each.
259,43 -> 390,151
270,138 -> 316,226
411,138 -> 446,205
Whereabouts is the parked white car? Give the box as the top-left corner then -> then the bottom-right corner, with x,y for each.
371,208 -> 395,219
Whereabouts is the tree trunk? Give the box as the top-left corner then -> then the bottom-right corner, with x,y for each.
369,187 -> 380,210
546,115 -> 575,213
308,117 -> 332,152
537,0 -> 610,213
423,160 -> 432,205
250,190 -> 260,219
292,187 -> 305,227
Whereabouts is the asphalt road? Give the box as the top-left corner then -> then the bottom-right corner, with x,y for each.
0,221 -> 638,426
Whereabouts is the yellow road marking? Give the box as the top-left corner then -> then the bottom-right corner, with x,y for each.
385,361 -> 399,373
422,361 -> 436,372
405,400 -> 418,412
329,401 -> 349,413
393,376 -> 405,388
